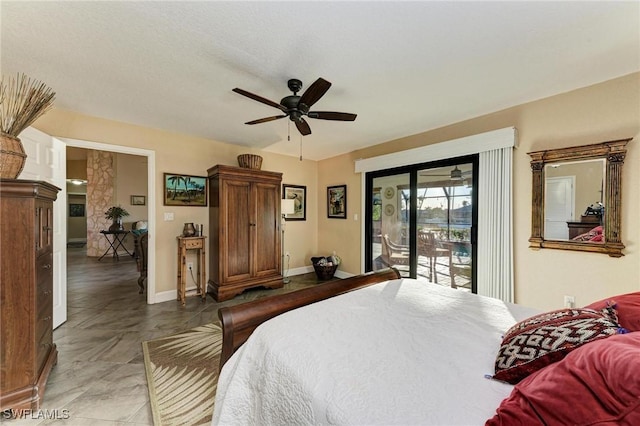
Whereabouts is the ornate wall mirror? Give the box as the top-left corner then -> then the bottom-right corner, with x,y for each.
528,138 -> 631,257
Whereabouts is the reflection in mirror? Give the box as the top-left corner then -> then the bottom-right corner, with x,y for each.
529,138 -> 631,258
544,159 -> 605,241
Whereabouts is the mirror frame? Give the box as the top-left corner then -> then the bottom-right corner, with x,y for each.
528,138 -> 631,257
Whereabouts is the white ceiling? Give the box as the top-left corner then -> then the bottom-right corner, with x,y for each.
2,1 -> 638,161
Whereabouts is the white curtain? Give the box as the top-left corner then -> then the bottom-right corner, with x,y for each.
477,147 -> 513,302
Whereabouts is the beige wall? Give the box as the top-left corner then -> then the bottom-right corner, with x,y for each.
34,111 -> 319,295
33,72 -> 639,309
317,72 -> 639,311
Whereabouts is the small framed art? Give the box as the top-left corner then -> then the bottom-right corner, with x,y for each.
130,195 -> 146,206
327,185 -> 347,219
69,203 -> 85,217
163,173 -> 208,206
282,184 -> 306,221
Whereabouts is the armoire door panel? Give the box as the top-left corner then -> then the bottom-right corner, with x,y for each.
254,183 -> 279,275
223,180 -> 252,280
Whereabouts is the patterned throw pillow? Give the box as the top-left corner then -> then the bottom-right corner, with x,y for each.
493,307 -> 626,384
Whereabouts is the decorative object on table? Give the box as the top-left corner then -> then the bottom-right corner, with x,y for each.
584,202 -> 604,217
282,184 -> 306,221
237,154 -> 263,170
183,223 -> 196,237
163,173 -> 207,206
0,73 -> 56,178
281,199 -> 296,284
130,195 -> 146,205
310,253 -> 341,280
327,184 -> 347,219
104,205 -> 130,231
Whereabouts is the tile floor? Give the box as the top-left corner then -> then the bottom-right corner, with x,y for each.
2,248 -> 322,425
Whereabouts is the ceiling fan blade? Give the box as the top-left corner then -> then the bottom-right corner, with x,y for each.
245,115 -> 287,125
233,88 -> 287,112
307,111 -> 357,121
298,78 -> 331,109
295,118 -> 311,136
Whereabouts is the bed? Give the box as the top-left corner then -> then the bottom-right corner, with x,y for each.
212,269 -> 640,425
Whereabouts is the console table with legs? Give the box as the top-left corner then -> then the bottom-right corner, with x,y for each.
176,236 -> 207,306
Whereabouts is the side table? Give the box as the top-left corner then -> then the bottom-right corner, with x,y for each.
99,230 -> 134,261
176,236 -> 207,306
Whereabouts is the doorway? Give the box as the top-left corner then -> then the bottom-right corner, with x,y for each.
365,155 -> 478,292
61,137 -> 157,306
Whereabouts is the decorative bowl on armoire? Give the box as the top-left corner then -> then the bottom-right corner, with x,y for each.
237,154 -> 263,170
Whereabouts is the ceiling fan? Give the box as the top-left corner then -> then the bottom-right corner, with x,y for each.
232,78 -> 357,136
419,166 -> 473,181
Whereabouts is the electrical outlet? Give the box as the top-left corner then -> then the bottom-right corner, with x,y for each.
187,262 -> 193,271
563,295 -> 575,308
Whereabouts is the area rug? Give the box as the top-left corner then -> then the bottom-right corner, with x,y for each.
142,323 -> 222,426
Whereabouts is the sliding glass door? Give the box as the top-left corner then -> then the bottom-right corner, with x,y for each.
365,156 -> 478,292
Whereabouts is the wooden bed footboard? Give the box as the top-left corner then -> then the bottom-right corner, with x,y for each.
217,268 -> 401,369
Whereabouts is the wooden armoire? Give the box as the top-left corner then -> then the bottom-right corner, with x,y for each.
207,165 -> 283,301
0,179 -> 60,410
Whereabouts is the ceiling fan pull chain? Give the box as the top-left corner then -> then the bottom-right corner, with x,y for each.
299,134 -> 303,161
288,121 -> 291,142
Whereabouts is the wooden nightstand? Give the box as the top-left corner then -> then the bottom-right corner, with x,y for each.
176,236 -> 207,306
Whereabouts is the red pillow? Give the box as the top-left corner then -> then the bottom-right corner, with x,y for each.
487,332 -> 640,425
585,292 -> 640,331
493,307 -> 624,384
589,233 -> 603,242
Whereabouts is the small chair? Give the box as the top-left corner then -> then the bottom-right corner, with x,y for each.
450,262 -> 472,289
417,231 -> 452,284
381,234 -> 410,267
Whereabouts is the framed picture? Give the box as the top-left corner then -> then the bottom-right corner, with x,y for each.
163,173 -> 208,206
69,203 -> 85,217
130,195 -> 146,206
282,184 -> 306,221
327,185 -> 347,219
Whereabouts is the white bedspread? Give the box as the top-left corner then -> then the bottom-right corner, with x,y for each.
212,278 -> 539,425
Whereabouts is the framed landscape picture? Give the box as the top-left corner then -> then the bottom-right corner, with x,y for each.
163,173 -> 207,206
282,184 -> 306,221
327,185 -> 347,219
130,195 -> 146,206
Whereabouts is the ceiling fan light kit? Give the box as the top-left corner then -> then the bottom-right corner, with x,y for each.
233,77 -> 357,137
450,166 -> 463,180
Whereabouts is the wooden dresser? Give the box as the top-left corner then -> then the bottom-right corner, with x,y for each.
567,215 -> 601,239
0,179 -> 60,410
207,165 -> 283,301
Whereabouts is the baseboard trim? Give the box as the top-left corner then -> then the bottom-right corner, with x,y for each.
153,268 -> 355,304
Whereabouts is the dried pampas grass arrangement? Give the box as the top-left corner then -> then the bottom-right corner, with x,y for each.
0,73 -> 56,178
1,73 -> 56,137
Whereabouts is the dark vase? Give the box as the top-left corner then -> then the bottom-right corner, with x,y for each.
109,218 -> 124,231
